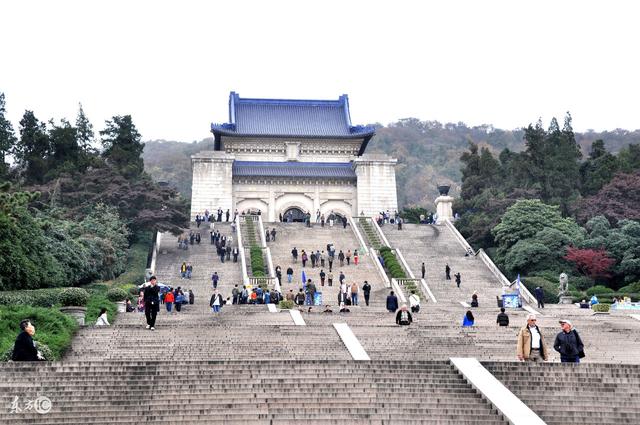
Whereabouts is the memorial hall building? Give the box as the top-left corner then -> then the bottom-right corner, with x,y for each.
190,92 -> 398,221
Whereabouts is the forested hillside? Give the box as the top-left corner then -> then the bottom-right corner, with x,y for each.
143,119 -> 640,209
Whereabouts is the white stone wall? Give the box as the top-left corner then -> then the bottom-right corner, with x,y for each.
190,151 -> 235,220
233,179 -> 357,222
353,154 -> 399,217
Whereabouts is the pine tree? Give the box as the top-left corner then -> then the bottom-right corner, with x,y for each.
100,115 -> 144,178
13,110 -> 49,183
76,103 -> 94,153
48,118 -> 80,178
0,92 -> 17,176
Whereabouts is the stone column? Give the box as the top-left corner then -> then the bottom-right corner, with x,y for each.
190,151 -> 235,220
353,154 -> 398,217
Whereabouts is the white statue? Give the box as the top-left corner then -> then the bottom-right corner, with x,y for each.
558,273 -> 568,296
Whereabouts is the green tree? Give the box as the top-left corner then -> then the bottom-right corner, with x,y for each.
579,140 -> 620,196
492,199 -> 584,276
76,103 -> 94,153
13,110 -> 50,183
618,144 -> 640,173
47,119 -> 80,178
0,93 -> 17,177
459,143 -> 502,201
100,115 -> 144,178
580,217 -> 640,285
520,114 -> 582,213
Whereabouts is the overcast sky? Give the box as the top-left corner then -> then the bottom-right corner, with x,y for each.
1,0 -> 639,142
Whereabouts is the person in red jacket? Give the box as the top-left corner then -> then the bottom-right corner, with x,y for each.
164,290 -> 175,313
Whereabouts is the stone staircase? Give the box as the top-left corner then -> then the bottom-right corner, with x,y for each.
483,362 -> 640,424
153,222 -> 243,314
265,222 -> 388,309
381,223 -> 503,306
5,220 -> 640,424
0,360 -> 507,424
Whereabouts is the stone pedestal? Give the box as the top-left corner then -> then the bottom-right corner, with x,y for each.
435,195 -> 454,224
60,306 -> 87,326
559,295 -> 574,304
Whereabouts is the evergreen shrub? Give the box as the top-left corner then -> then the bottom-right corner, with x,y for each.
592,303 -> 611,313
106,288 -> 128,302
278,300 -> 294,310
586,285 -> 615,297
59,288 -> 90,307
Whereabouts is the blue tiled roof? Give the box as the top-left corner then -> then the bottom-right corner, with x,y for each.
211,92 -> 375,139
233,161 -> 356,180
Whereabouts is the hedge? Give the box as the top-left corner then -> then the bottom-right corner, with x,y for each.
250,246 -> 266,277
379,247 -> 407,279
586,285 -> 615,297
592,303 -> 611,313
0,288 -> 65,307
0,305 -> 78,361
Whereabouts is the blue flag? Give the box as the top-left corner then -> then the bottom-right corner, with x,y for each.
302,270 -> 307,289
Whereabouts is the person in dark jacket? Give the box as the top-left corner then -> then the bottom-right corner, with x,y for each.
362,281 -> 372,306
143,276 -> 160,330
396,305 -> 412,325
554,320 -> 584,363
12,320 -> 41,361
386,291 -> 399,313
534,286 -> 545,308
496,308 -> 509,326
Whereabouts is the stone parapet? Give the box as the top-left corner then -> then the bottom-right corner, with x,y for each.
190,151 -> 235,220
353,154 -> 398,217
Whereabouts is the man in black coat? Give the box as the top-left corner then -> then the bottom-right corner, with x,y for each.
386,291 -> 399,313
144,276 -> 160,330
362,281 -> 372,306
534,286 -> 545,309
554,320 -> 585,363
12,319 -> 40,361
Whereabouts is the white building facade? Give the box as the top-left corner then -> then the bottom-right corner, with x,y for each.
191,92 -> 398,222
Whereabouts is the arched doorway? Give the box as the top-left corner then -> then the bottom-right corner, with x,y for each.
283,207 -> 306,222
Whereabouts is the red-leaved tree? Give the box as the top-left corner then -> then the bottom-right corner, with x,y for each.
564,246 -> 616,281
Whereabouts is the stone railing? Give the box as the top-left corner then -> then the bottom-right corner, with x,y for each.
390,278 -> 407,304
146,230 -> 162,277
395,248 -> 437,303
420,278 -> 437,303
443,218 -> 473,254
235,216 -> 249,286
249,276 -> 278,290
347,216 -> 369,255
265,246 -> 276,280
257,214 -> 267,248
476,249 -> 536,306
369,247 -> 391,288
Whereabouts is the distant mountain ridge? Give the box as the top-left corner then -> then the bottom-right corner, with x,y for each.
143,119 -> 640,209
